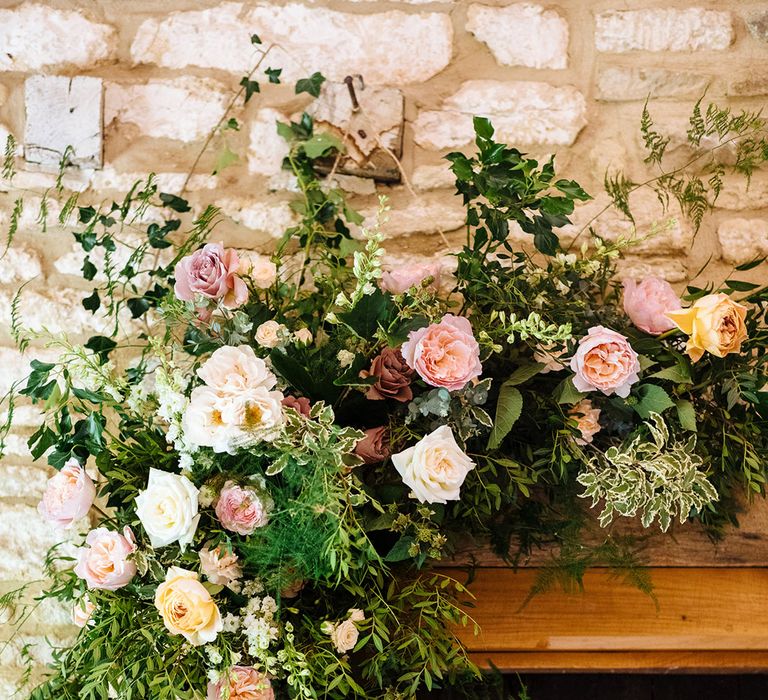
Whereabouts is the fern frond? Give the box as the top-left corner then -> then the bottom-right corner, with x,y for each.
603,171 -> 636,223
1,197 -> 23,258
2,133 -> 16,181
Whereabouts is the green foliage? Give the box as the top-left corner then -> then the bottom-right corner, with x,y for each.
295,72 -> 326,98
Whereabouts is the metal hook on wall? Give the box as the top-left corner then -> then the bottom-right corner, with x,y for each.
343,74 -> 365,112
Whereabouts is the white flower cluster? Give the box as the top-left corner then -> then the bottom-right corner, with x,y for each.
241,594 -> 280,658
155,365 -> 197,470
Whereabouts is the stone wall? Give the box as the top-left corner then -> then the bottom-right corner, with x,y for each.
1,0 -> 768,691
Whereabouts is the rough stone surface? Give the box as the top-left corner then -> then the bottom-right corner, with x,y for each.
595,9 -> 733,53
596,67 -> 710,101
24,76 -> 103,168
618,257 -> 687,283
718,218 -> 768,264
0,4 -> 115,72
0,462 -> 51,499
216,198 -> 298,237
716,174 -> 768,210
745,10 -> 768,43
0,245 -> 42,285
248,108 -> 291,177
361,194 -> 465,238
466,4 -> 568,69
727,71 -> 768,97
412,165 -> 457,191
414,81 -> 587,149
105,78 -> 228,143
131,3 -> 453,85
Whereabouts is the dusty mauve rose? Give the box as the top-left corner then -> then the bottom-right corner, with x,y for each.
174,243 -> 248,309
666,293 -> 748,363
623,277 -> 681,335
215,481 -> 270,536
282,395 -> 311,417
401,315 -> 482,392
199,544 -> 242,588
360,347 -> 414,402
569,400 -> 602,445
380,261 -> 441,295
37,459 -> 96,529
570,326 -> 640,398
74,527 -> 137,591
207,666 -> 274,700
354,426 -> 390,464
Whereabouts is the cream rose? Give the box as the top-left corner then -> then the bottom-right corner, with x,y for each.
197,345 -> 277,394
391,425 -> 475,504
135,468 -> 200,550
72,596 -> 96,628
244,254 -> 278,290
255,321 -> 286,349
330,619 -> 360,654
666,293 -> 748,362
294,328 -> 313,346
154,566 -> 223,646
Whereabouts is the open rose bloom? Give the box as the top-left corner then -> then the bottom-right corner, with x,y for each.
623,277 -> 681,335
215,480 -> 271,535
38,459 -> 95,528
74,527 -> 137,590
402,315 -> 482,391
207,666 -> 274,700
155,566 -> 222,646
174,243 -> 248,309
570,326 -> 641,398
666,293 -> 748,362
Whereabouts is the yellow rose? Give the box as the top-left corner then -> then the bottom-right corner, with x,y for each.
154,566 -> 223,646
666,293 -> 748,362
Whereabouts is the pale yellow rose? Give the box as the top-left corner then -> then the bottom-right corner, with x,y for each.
154,566 -> 223,646
666,293 -> 748,362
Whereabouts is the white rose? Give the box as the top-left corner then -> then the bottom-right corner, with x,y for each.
255,320 -> 286,349
246,254 -> 278,289
391,425 -> 475,504
135,468 -> 200,550
330,619 -> 359,654
197,345 -> 276,393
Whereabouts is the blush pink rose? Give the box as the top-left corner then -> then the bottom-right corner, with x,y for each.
401,315 -> 482,392
215,481 -> 270,536
199,544 -> 243,588
207,667 -> 274,700
37,459 -> 96,529
380,262 -> 441,295
282,395 -> 311,417
174,243 -> 248,309
74,527 -> 137,591
570,326 -> 641,398
623,277 -> 681,335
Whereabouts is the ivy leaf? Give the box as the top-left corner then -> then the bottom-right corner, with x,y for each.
250,33 -> 262,45
78,206 -> 96,224
82,289 -> 100,312
302,132 -> 344,159
158,193 -> 190,213
633,384 -> 675,419
338,289 -> 391,339
295,72 -> 326,98
676,399 -> 697,432
126,297 -> 150,319
85,336 -> 117,364
265,67 -> 282,84
488,384 -> 523,450
473,116 -> 494,142
20,360 -> 57,401
240,77 -> 260,104
81,257 -> 97,281
213,143 -> 239,175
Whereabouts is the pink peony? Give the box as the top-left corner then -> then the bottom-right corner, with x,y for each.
199,544 -> 243,588
174,243 -> 248,309
354,426 -> 390,464
623,277 -> 681,335
37,459 -> 96,529
282,395 -> 311,417
74,527 -> 137,591
570,326 -> 641,398
401,315 -> 482,392
215,481 -> 270,536
360,347 -> 414,402
208,666 -> 274,700
380,262 -> 441,295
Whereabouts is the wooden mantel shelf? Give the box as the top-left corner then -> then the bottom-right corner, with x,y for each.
442,499 -> 768,673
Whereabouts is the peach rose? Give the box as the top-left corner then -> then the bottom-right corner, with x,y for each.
380,261 -> 441,295
174,243 -> 248,309
207,666 -> 274,700
354,426 -> 390,464
360,347 -> 414,402
155,566 -> 223,646
392,425 -> 475,504
215,481 -> 271,536
666,293 -> 748,363
569,400 -> 602,445
570,326 -> 640,398
72,596 -> 96,628
199,544 -> 243,588
401,315 -> 482,392
37,459 -> 96,529
255,320 -> 286,349
243,253 -> 278,290
74,526 -> 137,591
623,277 -> 681,335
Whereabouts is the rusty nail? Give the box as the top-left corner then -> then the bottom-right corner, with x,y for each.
344,75 -> 360,112
357,129 -> 367,138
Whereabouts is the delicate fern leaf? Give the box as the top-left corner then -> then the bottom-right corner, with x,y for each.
59,192 -> 79,225
10,281 -> 31,352
640,100 -> 669,165
687,95 -> 706,146
1,197 -> 23,258
36,190 -> 49,233
603,171 -> 636,223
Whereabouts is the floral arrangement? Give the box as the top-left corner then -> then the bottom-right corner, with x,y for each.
3,68 -> 768,699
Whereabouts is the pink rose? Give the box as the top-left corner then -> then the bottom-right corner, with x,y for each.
174,243 -> 248,309
380,262 -> 441,295
570,326 -> 640,398
37,459 -> 96,529
360,347 -> 414,402
73,527 -> 137,591
282,395 -> 311,417
215,481 -> 270,536
569,399 -> 602,445
354,426 -> 390,464
199,544 -> 242,588
208,666 -> 274,700
72,596 -> 96,628
623,277 -> 681,335
401,315 -> 482,392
